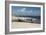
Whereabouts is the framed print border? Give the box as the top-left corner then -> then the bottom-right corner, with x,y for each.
5,1 -> 45,34
9,4 -> 43,32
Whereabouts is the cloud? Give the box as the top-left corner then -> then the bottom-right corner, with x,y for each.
21,8 -> 26,12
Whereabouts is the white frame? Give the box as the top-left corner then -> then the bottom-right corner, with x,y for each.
9,4 -> 43,32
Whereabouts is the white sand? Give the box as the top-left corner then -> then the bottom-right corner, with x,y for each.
11,16 -> 41,29
11,22 -> 41,29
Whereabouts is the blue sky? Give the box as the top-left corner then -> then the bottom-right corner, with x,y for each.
12,6 -> 41,16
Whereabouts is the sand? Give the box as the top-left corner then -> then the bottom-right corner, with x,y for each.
11,16 -> 41,29
12,22 -> 41,29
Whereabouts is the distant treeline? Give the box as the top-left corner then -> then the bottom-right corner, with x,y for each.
13,15 -> 40,19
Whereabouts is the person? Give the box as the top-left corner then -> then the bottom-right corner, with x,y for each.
31,19 -> 33,23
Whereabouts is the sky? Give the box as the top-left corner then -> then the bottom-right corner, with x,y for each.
12,6 -> 41,16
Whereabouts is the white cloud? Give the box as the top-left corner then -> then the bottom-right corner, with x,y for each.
21,8 -> 26,12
